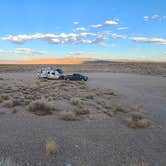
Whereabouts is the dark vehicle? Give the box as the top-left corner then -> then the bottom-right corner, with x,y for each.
64,73 -> 88,81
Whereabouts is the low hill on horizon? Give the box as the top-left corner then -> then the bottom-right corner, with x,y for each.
0,57 -> 165,65
0,57 -> 120,64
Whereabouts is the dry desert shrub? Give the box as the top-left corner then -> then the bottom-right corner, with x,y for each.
130,112 -> 145,120
27,100 -> 54,116
70,97 -> 82,106
1,100 -> 15,108
127,112 -> 150,128
74,107 -> 90,115
103,90 -> 116,96
1,94 -> 10,100
46,139 -> 58,155
80,85 -> 87,89
60,111 -> 79,121
103,109 -> 115,117
0,158 -> 20,166
0,96 -> 3,103
97,99 -> 111,109
85,94 -> 94,99
113,106 -> 129,113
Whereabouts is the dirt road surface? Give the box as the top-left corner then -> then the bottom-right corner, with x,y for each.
0,72 -> 166,166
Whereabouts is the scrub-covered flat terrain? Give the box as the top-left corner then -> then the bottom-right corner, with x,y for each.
0,65 -> 166,166
0,62 -> 166,76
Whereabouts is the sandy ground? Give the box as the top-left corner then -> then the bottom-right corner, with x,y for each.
0,72 -> 166,166
88,73 -> 166,126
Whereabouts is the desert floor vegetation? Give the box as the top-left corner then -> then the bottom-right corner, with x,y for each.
0,76 -> 151,128
127,111 -> 151,128
46,139 -> 58,155
27,99 -> 55,116
59,111 -> 79,121
0,63 -> 166,76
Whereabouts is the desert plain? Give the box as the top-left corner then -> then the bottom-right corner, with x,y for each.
0,62 -> 166,166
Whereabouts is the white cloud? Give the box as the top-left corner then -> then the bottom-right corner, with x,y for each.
151,14 -> 160,20
0,48 -> 47,55
111,33 -> 126,39
91,19 -> 118,28
2,34 -> 33,43
78,35 -> 107,46
73,21 -> 80,25
144,16 -> 149,21
15,48 -> 47,55
130,37 -> 166,44
68,51 -> 96,57
81,39 -> 93,44
79,32 -> 96,37
91,24 -> 103,28
0,49 -> 10,54
143,14 -> 166,21
93,36 -> 107,46
2,32 -> 108,46
104,20 -> 118,26
50,38 -> 61,44
117,27 -> 128,30
75,27 -> 87,31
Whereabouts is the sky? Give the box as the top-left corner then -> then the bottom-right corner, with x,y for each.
0,0 -> 166,62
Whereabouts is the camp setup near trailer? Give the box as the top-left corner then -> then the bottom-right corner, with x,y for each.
37,67 -> 64,80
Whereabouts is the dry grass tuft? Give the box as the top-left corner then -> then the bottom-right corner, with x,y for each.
60,111 -> 79,121
27,100 -> 54,116
0,158 -> 20,166
127,112 -> 150,128
103,110 -> 115,117
0,96 -> 3,103
130,112 -> 145,121
74,108 -> 90,115
85,94 -> 94,99
138,119 -> 151,128
46,139 -> 58,155
113,106 -> 129,114
104,91 -> 116,96
1,100 -> 15,108
1,94 -> 10,100
70,97 -> 82,106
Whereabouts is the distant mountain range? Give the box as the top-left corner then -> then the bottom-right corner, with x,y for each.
0,57 -> 162,64
83,60 -> 121,64
0,58 -> 116,64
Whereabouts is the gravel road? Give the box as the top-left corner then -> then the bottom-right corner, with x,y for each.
0,72 -> 166,166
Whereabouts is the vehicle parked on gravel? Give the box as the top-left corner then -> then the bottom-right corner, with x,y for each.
64,73 -> 88,81
37,67 -> 64,80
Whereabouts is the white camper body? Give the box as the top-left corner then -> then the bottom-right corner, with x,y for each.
37,67 -> 64,80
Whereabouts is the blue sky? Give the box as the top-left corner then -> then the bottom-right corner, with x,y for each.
0,0 -> 166,61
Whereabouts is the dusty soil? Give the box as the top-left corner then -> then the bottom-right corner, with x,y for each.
0,71 -> 166,166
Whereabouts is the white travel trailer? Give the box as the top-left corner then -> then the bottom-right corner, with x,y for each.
37,67 -> 64,80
